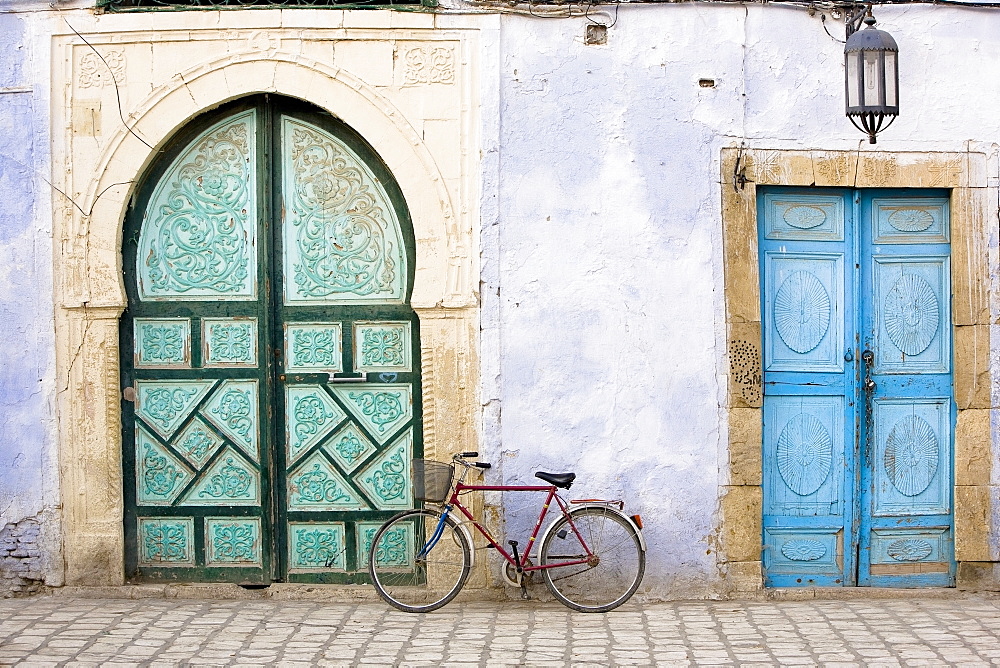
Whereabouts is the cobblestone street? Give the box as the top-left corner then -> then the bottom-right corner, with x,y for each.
1,593 -> 1000,666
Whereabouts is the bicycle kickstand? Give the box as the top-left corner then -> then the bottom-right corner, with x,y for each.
508,541 -> 530,600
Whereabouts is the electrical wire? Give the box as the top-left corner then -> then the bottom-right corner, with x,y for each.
821,12 -> 846,43
62,17 -> 155,151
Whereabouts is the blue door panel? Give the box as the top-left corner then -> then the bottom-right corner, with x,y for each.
764,253 -> 845,373
762,191 -> 846,242
760,187 -> 955,588
870,398 -> 952,517
871,197 -> 949,245
873,257 -> 951,375
763,527 -> 844,586
763,395 -> 846,518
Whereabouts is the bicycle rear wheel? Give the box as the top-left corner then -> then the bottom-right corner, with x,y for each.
539,506 -> 645,612
368,508 -> 471,613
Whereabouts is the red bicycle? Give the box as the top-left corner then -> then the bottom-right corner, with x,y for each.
368,452 -> 646,613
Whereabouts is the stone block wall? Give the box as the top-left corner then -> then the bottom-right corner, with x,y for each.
0,517 -> 46,598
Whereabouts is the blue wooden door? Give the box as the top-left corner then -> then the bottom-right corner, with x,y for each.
760,188 -> 954,587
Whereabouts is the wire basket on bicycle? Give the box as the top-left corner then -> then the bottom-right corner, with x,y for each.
411,459 -> 454,503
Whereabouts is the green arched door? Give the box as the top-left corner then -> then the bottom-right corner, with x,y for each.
121,96 -> 422,583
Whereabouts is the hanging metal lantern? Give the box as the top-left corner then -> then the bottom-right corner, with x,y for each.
845,10 -> 898,144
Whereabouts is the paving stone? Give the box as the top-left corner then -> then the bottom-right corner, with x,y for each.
0,594 -> 999,664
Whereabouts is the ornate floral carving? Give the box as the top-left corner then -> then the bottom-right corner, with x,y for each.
284,119 -> 405,302
862,156 -> 898,186
335,432 -> 365,463
348,391 -> 404,433
139,114 -> 254,298
884,415 -> 939,497
361,327 -> 405,367
141,521 -> 189,563
403,46 -> 455,86
142,443 -> 184,497
364,450 -> 406,502
139,323 -> 184,364
782,206 -> 827,230
888,208 -> 935,233
78,49 -> 126,88
292,328 -> 337,367
198,457 -> 253,499
210,388 -> 254,445
292,393 -> 336,447
776,413 -> 833,496
884,274 -> 939,356
293,463 -> 352,504
209,522 -> 256,562
206,321 -> 254,364
886,538 -> 934,562
781,539 -> 827,562
292,528 -> 342,568
774,271 -> 831,354
815,154 -> 853,184
373,525 -> 409,566
142,386 -> 201,431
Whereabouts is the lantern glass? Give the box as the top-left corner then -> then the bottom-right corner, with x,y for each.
884,51 -> 897,107
863,51 -> 881,106
847,53 -> 860,108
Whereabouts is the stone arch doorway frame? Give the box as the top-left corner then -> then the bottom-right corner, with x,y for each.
54,53 -> 480,586
718,148 -> 993,593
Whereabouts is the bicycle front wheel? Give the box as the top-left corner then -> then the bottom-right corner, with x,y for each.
539,506 -> 645,612
368,508 -> 471,613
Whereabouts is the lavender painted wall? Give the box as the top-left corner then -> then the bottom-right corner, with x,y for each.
0,9 -> 59,594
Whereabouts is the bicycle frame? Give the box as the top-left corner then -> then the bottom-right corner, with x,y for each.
432,482 -> 595,574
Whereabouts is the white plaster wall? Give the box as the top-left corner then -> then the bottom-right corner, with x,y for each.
481,3 -> 1000,598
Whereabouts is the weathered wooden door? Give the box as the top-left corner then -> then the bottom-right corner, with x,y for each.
760,188 -> 955,587
121,96 -> 421,583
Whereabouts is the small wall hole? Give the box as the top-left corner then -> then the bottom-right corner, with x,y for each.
699,78 -> 717,88
585,24 -> 608,45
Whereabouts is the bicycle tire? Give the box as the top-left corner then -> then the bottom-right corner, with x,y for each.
368,508 -> 471,613
538,506 -> 645,612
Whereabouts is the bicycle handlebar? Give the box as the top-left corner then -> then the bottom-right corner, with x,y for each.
453,453 -> 492,470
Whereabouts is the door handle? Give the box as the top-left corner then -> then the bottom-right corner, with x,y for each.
861,349 -> 874,365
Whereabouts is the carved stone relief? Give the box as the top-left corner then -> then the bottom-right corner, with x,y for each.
78,49 -> 127,88
402,46 -> 456,86
861,155 -> 898,186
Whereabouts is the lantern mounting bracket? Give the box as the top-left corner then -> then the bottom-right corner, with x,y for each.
845,4 -> 872,38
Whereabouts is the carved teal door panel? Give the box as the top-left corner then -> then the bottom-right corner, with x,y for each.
121,97 -> 420,584
760,188 -> 954,588
276,112 -> 420,581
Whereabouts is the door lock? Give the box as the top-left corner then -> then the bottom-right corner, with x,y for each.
864,377 -> 877,392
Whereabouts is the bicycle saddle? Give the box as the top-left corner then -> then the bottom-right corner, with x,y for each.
535,471 -> 576,489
